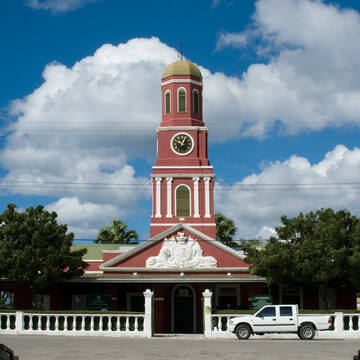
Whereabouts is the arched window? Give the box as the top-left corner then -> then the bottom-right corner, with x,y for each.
177,88 -> 186,113
165,90 -> 171,114
176,185 -> 190,217
193,89 -> 199,114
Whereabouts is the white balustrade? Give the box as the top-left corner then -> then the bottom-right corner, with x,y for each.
0,289 -> 153,338
0,313 -> 16,332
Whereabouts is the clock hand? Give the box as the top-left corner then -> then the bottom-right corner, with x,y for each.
180,137 -> 186,146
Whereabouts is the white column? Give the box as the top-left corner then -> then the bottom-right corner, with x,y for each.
203,289 -> 212,338
155,177 -> 162,218
204,177 -> 211,218
166,177 -> 173,217
193,177 -> 200,218
143,289 -> 154,338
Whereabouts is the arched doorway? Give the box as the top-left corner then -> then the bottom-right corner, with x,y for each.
172,285 -> 196,333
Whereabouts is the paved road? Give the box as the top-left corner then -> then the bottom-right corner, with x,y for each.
1,335 -> 359,360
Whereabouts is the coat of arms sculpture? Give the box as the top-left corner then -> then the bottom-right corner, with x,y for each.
146,232 -> 217,268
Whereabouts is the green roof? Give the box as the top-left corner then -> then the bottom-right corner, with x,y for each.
72,244 -> 121,260
162,60 -> 202,80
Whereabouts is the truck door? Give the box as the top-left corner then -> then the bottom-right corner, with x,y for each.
278,306 -> 297,332
251,306 -> 277,332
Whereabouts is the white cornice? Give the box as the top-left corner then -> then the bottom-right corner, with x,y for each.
161,79 -> 203,87
152,166 -> 213,169
150,223 -> 216,226
99,267 -> 250,273
150,174 -> 215,179
157,126 -> 207,132
69,276 -> 265,284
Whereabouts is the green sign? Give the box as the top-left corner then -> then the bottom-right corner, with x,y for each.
86,294 -> 112,310
251,295 -> 273,310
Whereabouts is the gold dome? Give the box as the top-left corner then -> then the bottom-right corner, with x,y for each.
162,60 -> 202,80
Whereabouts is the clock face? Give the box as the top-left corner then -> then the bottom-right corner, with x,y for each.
172,133 -> 193,155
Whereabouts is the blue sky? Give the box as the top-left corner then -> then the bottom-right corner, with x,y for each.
2,0 -> 360,242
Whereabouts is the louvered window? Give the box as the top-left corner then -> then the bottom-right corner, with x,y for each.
176,185 -> 190,217
193,89 -> 199,114
178,88 -> 186,113
165,90 -> 171,114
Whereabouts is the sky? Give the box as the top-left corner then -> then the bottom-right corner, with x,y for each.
2,0 -> 360,242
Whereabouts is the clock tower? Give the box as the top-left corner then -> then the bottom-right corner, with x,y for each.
150,60 -> 216,239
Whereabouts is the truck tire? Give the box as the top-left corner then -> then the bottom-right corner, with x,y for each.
298,324 -> 315,340
235,324 -> 251,340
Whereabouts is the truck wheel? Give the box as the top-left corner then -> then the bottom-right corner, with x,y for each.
235,324 -> 251,340
298,324 -> 315,340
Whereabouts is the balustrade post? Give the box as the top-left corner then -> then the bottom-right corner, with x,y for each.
15,311 -> 24,334
143,289 -> 153,338
203,289 -> 212,338
334,312 -> 345,337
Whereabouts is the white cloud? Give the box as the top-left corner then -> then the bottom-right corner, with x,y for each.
2,37 -> 177,237
214,0 -> 360,137
46,197 -> 120,238
215,145 -> 360,239
216,31 -> 248,50
26,0 -> 100,13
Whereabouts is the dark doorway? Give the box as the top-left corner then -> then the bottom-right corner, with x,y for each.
173,285 -> 194,333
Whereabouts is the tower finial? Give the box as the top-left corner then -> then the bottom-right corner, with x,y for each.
178,42 -> 183,60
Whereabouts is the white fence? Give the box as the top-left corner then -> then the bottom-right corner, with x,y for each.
0,289 -> 153,338
203,289 -> 360,339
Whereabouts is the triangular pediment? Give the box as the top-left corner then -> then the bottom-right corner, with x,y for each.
100,223 -> 249,271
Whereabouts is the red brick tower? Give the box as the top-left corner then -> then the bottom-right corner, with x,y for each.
150,60 -> 216,239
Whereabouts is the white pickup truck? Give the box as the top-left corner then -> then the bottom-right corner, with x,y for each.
227,304 -> 332,340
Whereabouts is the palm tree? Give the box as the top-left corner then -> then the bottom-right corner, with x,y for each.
215,212 -> 237,247
94,220 -> 138,244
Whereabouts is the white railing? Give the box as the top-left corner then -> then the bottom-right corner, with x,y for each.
0,313 -> 16,332
203,289 -> 360,339
0,289 -> 153,338
208,312 -> 360,339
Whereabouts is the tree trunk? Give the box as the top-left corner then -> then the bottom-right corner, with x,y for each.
319,285 -> 337,309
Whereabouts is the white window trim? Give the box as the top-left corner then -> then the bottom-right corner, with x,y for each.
165,89 -> 171,114
177,87 -> 187,113
174,183 -> 191,217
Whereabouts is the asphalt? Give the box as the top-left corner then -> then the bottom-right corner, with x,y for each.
1,335 -> 359,360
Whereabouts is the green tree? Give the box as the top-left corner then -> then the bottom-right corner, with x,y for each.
95,220 -> 138,244
215,212 -> 237,247
0,204 -> 88,308
242,208 -> 360,309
